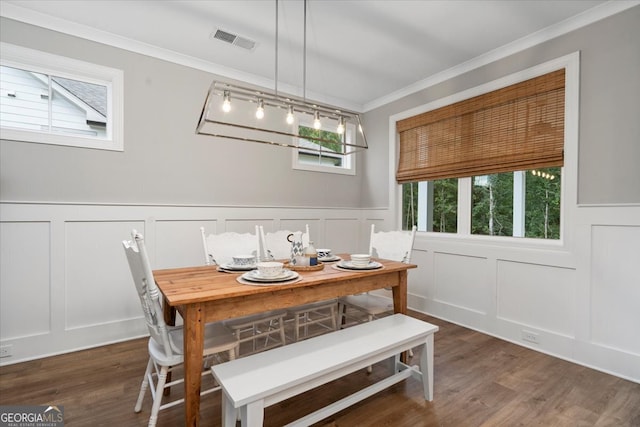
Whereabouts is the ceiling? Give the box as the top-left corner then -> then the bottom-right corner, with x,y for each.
1,0 -> 633,111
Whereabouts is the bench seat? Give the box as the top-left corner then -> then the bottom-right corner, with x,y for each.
211,313 -> 439,427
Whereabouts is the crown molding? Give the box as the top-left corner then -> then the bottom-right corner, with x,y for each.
2,1 -> 638,113
363,1 -> 640,112
0,2 -> 361,112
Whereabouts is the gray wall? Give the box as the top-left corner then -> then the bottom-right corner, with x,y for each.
0,18 -> 364,208
5,8 -> 637,209
361,5 -> 640,207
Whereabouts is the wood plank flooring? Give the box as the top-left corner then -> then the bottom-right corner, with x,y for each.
1,311 -> 639,426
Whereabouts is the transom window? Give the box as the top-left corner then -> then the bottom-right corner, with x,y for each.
0,42 -> 123,151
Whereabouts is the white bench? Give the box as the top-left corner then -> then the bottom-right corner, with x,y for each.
211,313 -> 439,427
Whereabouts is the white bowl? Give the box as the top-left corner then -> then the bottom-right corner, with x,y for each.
317,248 -> 332,259
350,253 -> 371,267
256,261 -> 284,278
232,254 -> 256,266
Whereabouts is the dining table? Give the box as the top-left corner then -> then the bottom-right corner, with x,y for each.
153,254 -> 417,427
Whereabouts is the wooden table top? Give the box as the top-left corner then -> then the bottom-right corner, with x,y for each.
154,256 -> 416,307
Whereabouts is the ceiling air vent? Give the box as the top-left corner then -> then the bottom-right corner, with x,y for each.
211,29 -> 256,51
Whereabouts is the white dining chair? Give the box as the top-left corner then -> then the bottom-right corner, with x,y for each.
200,226 -> 262,266
259,225 -> 338,342
123,230 -> 239,427
200,226 -> 287,355
337,225 -> 417,370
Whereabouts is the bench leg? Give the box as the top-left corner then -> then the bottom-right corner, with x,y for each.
419,334 -> 435,401
240,400 -> 265,427
387,355 -> 397,373
222,393 -> 237,427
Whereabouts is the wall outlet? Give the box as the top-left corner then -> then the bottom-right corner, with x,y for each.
0,344 -> 12,358
522,330 -> 540,344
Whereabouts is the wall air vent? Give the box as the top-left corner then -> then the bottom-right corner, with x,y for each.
211,29 -> 256,51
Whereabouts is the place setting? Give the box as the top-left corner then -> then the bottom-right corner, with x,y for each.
316,248 -> 341,263
217,254 -> 259,273
333,253 -> 383,271
237,261 -> 301,286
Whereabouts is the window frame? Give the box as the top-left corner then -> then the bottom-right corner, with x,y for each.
389,52 -> 580,248
0,42 -> 124,151
291,118 -> 356,176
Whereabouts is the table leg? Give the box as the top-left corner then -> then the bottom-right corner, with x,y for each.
391,270 -> 407,314
162,298 -> 176,396
392,271 -> 408,363
163,297 -> 177,326
183,303 -> 205,427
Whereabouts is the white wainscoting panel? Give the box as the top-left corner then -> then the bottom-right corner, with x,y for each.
0,221 -> 51,339
497,260 -> 575,337
277,219 -> 319,239
407,249 -> 430,298
0,203 -> 368,365
224,218 -> 270,234
2,202 -> 639,382
590,225 -> 640,355
65,220 -> 143,330
156,220 -> 216,269
404,205 -> 640,382
433,252 -> 490,315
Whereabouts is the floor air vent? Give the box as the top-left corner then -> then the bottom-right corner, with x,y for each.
211,29 -> 256,51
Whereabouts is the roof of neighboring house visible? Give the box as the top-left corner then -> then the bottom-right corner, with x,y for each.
52,77 -> 107,117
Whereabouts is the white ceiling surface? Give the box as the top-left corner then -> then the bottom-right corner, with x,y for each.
1,1 -> 636,112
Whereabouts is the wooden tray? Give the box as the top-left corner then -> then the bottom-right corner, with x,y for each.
283,261 -> 324,272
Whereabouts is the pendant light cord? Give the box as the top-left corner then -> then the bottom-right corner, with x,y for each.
275,0 -> 278,97
303,0 -> 307,103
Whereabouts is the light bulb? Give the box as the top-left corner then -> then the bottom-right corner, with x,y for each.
286,106 -> 294,125
313,111 -> 321,129
337,117 -> 345,134
256,99 -> 264,119
222,91 -> 231,112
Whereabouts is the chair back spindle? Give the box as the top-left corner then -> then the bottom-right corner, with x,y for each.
123,230 -> 177,359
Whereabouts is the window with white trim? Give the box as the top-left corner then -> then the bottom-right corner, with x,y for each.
292,120 -> 356,175
397,56 -> 578,242
0,42 -> 123,151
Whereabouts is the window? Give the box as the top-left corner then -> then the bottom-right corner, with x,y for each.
292,120 -> 355,175
471,167 -> 561,238
396,55 -> 578,242
402,179 -> 458,233
0,42 -> 123,151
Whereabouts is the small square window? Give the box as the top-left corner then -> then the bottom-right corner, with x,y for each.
292,122 -> 356,175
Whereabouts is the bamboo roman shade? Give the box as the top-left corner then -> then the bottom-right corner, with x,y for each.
396,69 -> 565,183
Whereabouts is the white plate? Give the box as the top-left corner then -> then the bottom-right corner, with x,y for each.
336,260 -> 383,270
220,263 -> 256,271
318,255 -> 341,262
242,269 -> 299,282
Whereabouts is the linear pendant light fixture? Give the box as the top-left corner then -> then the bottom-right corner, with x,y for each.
196,0 -> 368,155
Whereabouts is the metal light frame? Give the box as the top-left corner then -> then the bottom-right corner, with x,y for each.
196,81 -> 368,155
195,0 -> 368,156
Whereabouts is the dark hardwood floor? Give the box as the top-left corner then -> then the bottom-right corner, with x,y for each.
1,311 -> 639,426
